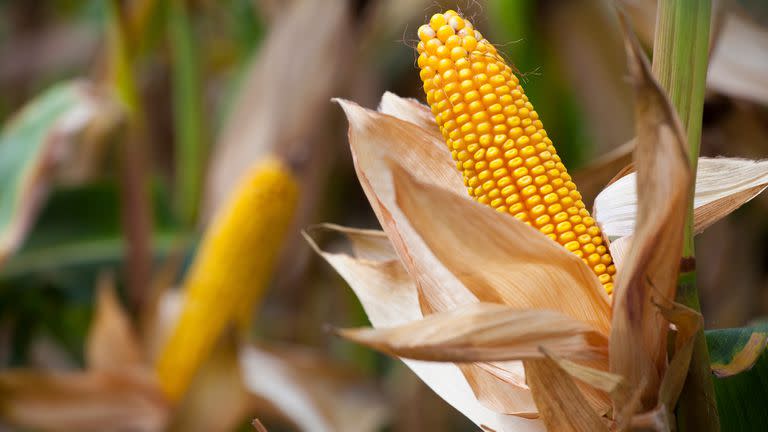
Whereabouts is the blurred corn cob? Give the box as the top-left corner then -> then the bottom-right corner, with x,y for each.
155,157 -> 299,401
416,11 -> 615,293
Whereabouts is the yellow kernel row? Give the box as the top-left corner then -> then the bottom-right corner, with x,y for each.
416,11 -> 615,293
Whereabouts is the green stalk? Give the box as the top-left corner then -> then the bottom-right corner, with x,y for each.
169,0 -> 206,226
651,1 -> 719,430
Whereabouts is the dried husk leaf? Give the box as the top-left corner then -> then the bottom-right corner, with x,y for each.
0,370 -> 168,432
524,357 -> 608,432
459,364 -> 538,418
609,25 -> 691,410
205,0 -> 347,217
391,163 -> 612,415
86,273 -> 144,373
335,98 -> 477,313
337,303 -> 608,362
595,157 -> 768,238
708,13 -> 768,105
540,347 -> 629,403
238,345 -> 388,432
655,300 -> 703,413
711,332 -> 768,378
376,92 -> 439,141
305,225 -> 544,430
392,164 -> 611,334
169,337 -> 252,432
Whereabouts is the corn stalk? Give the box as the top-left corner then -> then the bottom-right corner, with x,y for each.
651,1 -> 719,430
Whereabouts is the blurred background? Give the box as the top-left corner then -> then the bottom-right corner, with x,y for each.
0,0 -> 767,430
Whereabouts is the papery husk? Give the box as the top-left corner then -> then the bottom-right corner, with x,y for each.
336,95 -> 615,420
335,98 -> 476,314
0,370 -> 167,432
205,0 -> 347,218
608,24 -> 691,410
708,13 -> 768,105
0,272 -> 168,431
238,345 -> 388,432
655,300 -> 703,413
86,273 -> 145,373
595,157 -> 768,239
392,164 -> 611,335
337,302 -> 608,362
524,357 -> 608,432
305,225 -> 544,431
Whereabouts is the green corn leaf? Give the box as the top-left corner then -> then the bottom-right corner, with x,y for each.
707,326 -> 768,432
0,81 -> 102,267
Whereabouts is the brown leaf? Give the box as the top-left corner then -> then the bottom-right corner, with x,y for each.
459,364 -> 538,418
609,22 -> 692,409
305,224 -> 545,430
168,337 -> 251,432
0,370 -> 167,432
376,92 -> 440,141
708,13 -> 768,105
392,164 -> 611,334
205,0 -> 348,217
86,273 -> 145,372
239,345 -> 388,432
337,303 -> 608,362
336,98 -> 477,314
303,225 -> 422,327
656,300 -> 704,412
595,157 -> 768,238
540,347 -> 629,403
524,358 -> 608,432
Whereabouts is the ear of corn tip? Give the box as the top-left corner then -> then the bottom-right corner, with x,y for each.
416,11 -> 615,294
155,157 -> 299,401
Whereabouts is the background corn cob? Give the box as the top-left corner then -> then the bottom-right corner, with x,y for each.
155,157 -> 299,401
416,11 -> 615,293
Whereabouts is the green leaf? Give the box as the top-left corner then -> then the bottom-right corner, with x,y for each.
707,326 -> 768,432
0,182 -> 189,364
0,81 -> 101,266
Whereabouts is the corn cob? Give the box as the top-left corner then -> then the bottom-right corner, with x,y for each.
416,11 -> 615,293
155,157 -> 298,401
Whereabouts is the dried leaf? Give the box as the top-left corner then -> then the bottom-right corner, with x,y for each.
303,226 -> 421,327
524,358 -> 608,432
0,80 -> 103,266
459,364 -> 538,418
238,345 -> 388,432
595,157 -> 768,238
656,300 -> 704,411
377,92 -> 439,141
392,164 -> 611,334
168,338 -> 251,432
708,13 -> 768,105
205,0 -> 347,217
540,347 -> 629,403
336,98 -> 477,313
305,225 -> 545,431
86,273 -> 145,372
337,303 -> 608,362
609,24 -> 691,409
0,370 -> 167,432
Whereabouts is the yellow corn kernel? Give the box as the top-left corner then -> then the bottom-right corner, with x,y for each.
155,157 -> 299,401
417,12 -> 614,293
